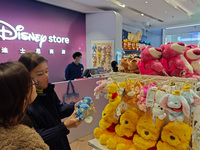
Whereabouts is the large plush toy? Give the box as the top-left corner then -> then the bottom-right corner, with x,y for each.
181,83 -> 200,113
157,121 -> 193,150
106,108 -> 144,150
128,58 -> 140,74
160,42 -> 194,78
160,90 -> 190,121
132,111 -> 165,150
138,46 -> 168,76
93,103 -> 118,145
184,45 -> 200,76
118,58 -> 129,73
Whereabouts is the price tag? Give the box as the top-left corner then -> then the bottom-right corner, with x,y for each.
96,94 -> 99,99
146,87 -> 156,107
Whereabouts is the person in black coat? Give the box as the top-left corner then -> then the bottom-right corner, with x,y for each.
19,52 -> 82,150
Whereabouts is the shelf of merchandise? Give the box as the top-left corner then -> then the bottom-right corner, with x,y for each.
123,49 -> 141,54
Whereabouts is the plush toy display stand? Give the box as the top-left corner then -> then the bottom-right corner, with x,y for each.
88,72 -> 200,150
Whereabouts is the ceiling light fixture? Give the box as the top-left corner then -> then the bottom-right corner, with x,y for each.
107,0 -> 163,22
145,1 -> 149,4
165,0 -> 193,16
108,0 -> 126,8
141,13 -> 144,16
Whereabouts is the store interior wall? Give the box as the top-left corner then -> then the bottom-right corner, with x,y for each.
86,11 -> 122,69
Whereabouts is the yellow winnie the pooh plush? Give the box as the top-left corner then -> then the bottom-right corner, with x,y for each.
132,111 -> 165,150
93,102 -> 119,146
106,108 -> 144,150
156,121 -> 193,150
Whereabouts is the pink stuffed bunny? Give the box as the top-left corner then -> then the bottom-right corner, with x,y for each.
160,42 -> 194,78
184,45 -> 200,76
138,46 -> 168,76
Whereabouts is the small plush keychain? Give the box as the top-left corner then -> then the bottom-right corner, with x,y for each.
152,85 -> 168,123
75,97 -> 95,123
181,83 -> 200,113
160,90 -> 190,122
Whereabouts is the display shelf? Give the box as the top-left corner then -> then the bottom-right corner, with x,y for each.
88,138 -> 109,150
123,49 -> 141,54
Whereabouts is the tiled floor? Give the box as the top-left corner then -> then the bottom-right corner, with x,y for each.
70,133 -> 95,150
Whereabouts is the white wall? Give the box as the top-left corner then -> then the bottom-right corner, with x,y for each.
86,11 -> 122,68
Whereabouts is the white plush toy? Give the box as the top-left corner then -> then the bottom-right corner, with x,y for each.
152,85 -> 170,122
181,83 -> 200,113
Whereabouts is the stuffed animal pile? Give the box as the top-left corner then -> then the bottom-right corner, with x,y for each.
119,42 -> 200,78
93,78 -> 197,150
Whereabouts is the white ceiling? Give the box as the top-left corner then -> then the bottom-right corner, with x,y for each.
36,0 -> 200,29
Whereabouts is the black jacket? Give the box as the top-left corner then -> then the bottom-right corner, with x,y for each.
27,83 -> 74,150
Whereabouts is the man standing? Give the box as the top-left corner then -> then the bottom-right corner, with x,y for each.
65,52 -> 84,80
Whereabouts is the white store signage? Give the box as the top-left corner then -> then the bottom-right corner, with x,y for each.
0,20 -> 70,48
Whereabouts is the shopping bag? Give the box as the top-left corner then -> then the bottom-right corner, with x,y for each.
63,80 -> 80,104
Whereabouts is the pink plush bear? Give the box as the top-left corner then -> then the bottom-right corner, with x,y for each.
138,46 -> 168,76
184,45 -> 200,76
160,42 -> 194,78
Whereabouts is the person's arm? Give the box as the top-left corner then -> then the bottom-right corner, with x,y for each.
52,89 -> 75,118
65,65 -> 71,81
35,122 -> 70,147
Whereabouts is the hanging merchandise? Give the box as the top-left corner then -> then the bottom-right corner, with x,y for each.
91,40 -> 114,72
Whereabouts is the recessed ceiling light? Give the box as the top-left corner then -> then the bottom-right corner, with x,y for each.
141,13 -> 144,16
145,1 -> 149,4
164,11 -> 167,13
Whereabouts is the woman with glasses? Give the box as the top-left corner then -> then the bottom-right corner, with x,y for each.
0,62 -> 49,149
18,52 -> 82,150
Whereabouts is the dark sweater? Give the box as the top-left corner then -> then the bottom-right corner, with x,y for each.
27,83 -> 74,150
65,62 -> 84,81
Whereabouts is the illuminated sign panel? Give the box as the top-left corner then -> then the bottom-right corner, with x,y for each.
0,20 -> 70,48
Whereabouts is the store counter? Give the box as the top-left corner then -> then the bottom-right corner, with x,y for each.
53,77 -> 108,143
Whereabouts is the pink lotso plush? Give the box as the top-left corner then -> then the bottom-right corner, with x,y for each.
160,42 -> 194,78
138,46 -> 168,76
184,45 -> 200,76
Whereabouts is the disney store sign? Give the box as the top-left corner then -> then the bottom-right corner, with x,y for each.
0,20 -> 70,48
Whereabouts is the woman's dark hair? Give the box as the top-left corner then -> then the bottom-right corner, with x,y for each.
0,62 -> 32,127
111,61 -> 118,72
18,52 -> 47,72
72,52 -> 82,59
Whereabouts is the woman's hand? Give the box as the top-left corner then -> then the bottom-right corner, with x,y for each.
64,111 -> 83,129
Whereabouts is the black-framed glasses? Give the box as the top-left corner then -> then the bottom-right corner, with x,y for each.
32,78 -> 39,87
